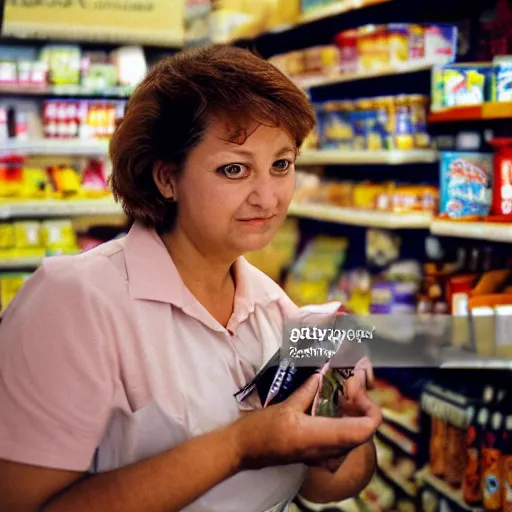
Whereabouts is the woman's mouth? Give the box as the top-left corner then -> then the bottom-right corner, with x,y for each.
237,216 -> 275,226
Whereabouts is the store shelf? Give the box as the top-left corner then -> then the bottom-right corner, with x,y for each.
224,0 -> 391,43
0,83 -> 134,98
381,407 -> 420,434
0,257 -> 43,269
430,218 -> 512,243
377,423 -> 417,456
288,202 -> 433,229
0,139 -> 110,157
378,465 -> 417,498
297,61 -> 438,90
416,467 -> 483,512
0,198 -> 123,219
296,149 -> 439,165
440,347 -> 512,370
297,0 -> 391,24
429,102 -> 512,123
295,496 -> 360,512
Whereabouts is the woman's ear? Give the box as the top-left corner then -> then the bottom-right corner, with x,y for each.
153,161 -> 177,201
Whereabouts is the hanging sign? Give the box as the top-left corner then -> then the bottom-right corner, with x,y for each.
2,0 -> 185,47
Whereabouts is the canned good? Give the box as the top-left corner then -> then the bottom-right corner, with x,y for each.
353,99 -> 371,150
395,95 -> 415,150
322,101 -> 354,150
409,94 -> 430,148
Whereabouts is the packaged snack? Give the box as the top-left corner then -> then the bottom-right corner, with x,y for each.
366,229 -> 401,267
353,182 -> 390,209
424,24 -> 458,65
442,66 -> 490,107
490,138 -> 512,218
0,273 -> 31,312
303,45 -> 341,78
326,181 -> 354,207
13,221 -> 41,249
493,56 -> 512,102
389,185 -> 439,213
0,223 -> 14,250
439,152 -> 494,219
234,303 -> 367,412
40,220 -> 78,255
39,45 -> 82,85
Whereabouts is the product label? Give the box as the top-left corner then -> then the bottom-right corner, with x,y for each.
463,445 -> 482,503
503,455 -> 512,507
440,153 -> 493,219
499,159 -> 512,215
482,447 -> 502,510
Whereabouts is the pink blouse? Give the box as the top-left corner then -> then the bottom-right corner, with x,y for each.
0,220 -> 316,512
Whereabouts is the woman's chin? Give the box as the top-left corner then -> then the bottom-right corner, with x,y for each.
235,232 -> 276,255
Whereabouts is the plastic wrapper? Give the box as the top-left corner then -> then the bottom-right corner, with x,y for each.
235,302 -> 371,472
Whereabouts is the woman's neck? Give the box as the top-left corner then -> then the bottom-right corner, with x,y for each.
160,227 -> 236,307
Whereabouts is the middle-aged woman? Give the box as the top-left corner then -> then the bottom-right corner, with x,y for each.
0,46 -> 382,512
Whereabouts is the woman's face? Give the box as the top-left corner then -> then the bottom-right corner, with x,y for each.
170,117 -> 297,260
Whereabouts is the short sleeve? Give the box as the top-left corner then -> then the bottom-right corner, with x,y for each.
0,259 -> 117,472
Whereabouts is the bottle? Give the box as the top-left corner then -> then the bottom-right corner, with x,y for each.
430,414 -> 448,477
482,411 -> 503,511
464,405 -> 484,505
502,414 -> 512,511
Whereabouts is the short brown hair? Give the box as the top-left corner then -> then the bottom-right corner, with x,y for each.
109,45 -> 316,232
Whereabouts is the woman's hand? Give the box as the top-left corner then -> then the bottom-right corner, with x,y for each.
231,373 -> 382,471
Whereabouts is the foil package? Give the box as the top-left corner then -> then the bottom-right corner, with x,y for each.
235,302 -> 369,418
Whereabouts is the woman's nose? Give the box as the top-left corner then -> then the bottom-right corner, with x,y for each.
247,174 -> 279,209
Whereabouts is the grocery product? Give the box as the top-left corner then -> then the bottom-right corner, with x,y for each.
39,45 -> 82,85
445,424 -> 468,486
431,64 -> 492,110
284,235 -> 349,306
439,152 -> 494,219
423,24 -> 458,64
370,261 -> 421,315
490,138 -> 512,218
320,101 -> 354,150
493,56 -> 512,102
271,22 -> 457,85
482,412 -> 504,510
463,405 -> 484,505
503,414 -> 512,511
394,95 -> 415,150
313,94 -> 430,152
366,229 -> 401,268
0,273 -> 31,312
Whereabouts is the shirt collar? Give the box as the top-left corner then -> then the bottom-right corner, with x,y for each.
123,221 -> 282,332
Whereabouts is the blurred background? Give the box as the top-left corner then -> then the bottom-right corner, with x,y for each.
1,0 -> 512,510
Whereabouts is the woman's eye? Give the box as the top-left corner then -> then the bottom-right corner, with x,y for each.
220,164 -> 248,179
273,159 -> 291,171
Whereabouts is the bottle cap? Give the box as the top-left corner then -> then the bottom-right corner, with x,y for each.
491,412 -> 503,430
483,386 -> 495,404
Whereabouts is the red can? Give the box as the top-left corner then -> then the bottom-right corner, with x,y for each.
491,138 -> 512,218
